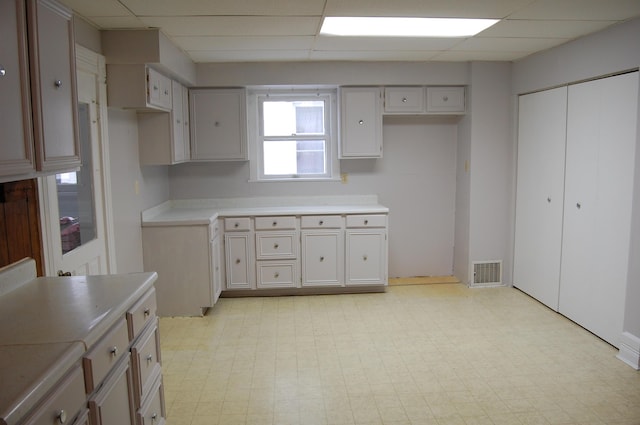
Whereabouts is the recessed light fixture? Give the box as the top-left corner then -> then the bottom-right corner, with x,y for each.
320,17 -> 499,37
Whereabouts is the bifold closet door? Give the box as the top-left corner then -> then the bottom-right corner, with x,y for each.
559,71 -> 638,347
513,86 -> 567,310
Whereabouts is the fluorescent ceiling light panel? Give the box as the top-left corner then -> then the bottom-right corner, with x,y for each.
320,17 -> 499,37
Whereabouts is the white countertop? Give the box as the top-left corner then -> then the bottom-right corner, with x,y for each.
0,269 -> 158,425
142,196 -> 389,226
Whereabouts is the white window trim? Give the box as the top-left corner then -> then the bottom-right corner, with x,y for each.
248,87 -> 340,182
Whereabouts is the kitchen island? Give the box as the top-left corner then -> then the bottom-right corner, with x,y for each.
0,258 -> 165,425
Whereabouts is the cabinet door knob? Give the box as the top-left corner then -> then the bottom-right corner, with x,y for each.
576,202 -> 581,209
146,354 -> 153,363
363,255 -> 368,261
56,409 -> 67,424
442,96 -> 449,102
274,272 -> 280,278
274,243 -> 279,249
234,222 -> 239,228
110,346 -> 118,357
358,120 -> 364,125
319,220 -> 324,225
402,97 -> 408,103
235,259 -> 241,264
364,220 -> 369,225
547,197 -> 551,203
272,221 -> 277,226
54,79 -> 62,88
320,256 -> 324,262
144,308 -> 151,317
0,66 -> 6,77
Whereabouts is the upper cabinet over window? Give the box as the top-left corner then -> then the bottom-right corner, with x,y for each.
0,0 -> 80,179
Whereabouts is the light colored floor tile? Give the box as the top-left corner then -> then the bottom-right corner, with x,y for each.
160,284 -> 640,425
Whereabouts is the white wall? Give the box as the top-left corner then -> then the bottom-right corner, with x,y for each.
170,115 -> 458,278
513,18 -> 640,356
107,109 -> 170,273
454,100 -> 472,284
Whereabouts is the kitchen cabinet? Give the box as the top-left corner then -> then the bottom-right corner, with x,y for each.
224,217 -> 255,290
513,86 -> 567,310
138,80 -> 190,165
87,355 -> 135,425
345,215 -> 387,286
255,216 -> 299,289
340,87 -> 383,158
190,88 -> 248,161
142,222 -> 220,316
301,216 -> 344,287
0,0 -> 80,178
384,87 -> 424,114
513,71 -> 638,347
426,87 -> 465,114
106,64 -> 172,111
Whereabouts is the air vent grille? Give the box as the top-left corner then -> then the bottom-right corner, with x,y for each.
472,260 -> 503,287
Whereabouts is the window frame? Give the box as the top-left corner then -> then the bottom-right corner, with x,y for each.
248,88 -> 340,182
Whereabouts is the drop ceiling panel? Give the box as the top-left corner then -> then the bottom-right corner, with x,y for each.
452,36 -> 567,52
432,50 -> 531,61
324,0 -> 534,18
57,0 -> 132,17
119,0 -> 326,16
139,16 -> 321,36
509,0 -> 640,20
89,17 -> 147,29
314,37 -> 461,51
188,50 -> 312,62
174,36 -> 315,51
310,50 -> 441,61
479,19 -> 618,38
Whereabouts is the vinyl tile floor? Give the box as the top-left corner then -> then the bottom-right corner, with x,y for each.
159,284 -> 640,425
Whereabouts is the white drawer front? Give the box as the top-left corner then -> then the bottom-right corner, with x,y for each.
126,288 -> 157,342
25,366 -> 85,425
300,215 -> 343,229
385,87 -> 424,113
256,232 -> 298,260
131,319 -> 161,408
83,319 -> 129,393
224,217 -> 251,231
255,216 -> 297,230
257,261 -> 299,288
346,214 -> 387,228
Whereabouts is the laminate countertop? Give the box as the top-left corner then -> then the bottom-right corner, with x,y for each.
141,196 -> 389,227
0,262 -> 157,425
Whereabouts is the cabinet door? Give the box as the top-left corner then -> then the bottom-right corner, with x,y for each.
210,235 -> 222,303
426,87 -> 465,113
559,72 -> 638,347
301,231 -> 344,287
171,80 -> 187,163
384,87 -> 424,113
513,86 -> 567,310
0,0 -> 35,176
147,67 -> 172,110
28,0 -> 80,172
340,87 -> 382,158
181,84 -> 191,160
345,230 -> 386,286
225,233 -> 255,289
190,88 -> 247,161
88,356 -> 135,425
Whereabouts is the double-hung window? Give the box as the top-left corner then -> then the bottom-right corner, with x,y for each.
250,89 -> 338,181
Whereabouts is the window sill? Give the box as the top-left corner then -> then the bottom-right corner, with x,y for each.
248,177 -> 341,183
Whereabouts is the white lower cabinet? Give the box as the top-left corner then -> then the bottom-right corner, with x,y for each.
225,232 -> 255,290
346,230 -> 387,286
301,230 -> 344,287
88,356 -> 135,425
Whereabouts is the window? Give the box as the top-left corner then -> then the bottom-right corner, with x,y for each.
250,89 -> 339,181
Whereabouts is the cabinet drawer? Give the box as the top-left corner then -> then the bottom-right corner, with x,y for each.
88,356 -> 135,425
256,232 -> 298,260
300,215 -> 343,229
131,318 -> 161,408
346,214 -> 387,228
255,216 -> 297,230
426,87 -> 465,113
257,261 -> 299,289
83,318 -> 129,393
137,373 -> 166,425
224,217 -> 251,231
126,288 -> 157,342
24,365 -> 85,425
384,87 -> 424,113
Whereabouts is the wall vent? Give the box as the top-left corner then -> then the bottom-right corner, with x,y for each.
471,260 -> 503,287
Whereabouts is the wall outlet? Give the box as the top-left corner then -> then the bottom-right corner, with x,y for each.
340,173 -> 348,184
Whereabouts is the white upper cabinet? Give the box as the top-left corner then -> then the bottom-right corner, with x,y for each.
426,87 -> 465,114
0,0 -> 80,178
384,87 -> 424,114
106,65 -> 172,112
340,87 -> 383,158
190,88 -> 248,161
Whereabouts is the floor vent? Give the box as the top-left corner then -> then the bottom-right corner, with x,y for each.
471,260 -> 503,287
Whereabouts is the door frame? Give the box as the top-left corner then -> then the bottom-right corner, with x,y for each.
38,45 -> 117,275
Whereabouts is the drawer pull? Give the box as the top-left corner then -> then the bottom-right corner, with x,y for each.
358,119 -> 364,125
235,259 -> 241,264
443,96 -> 449,102
54,79 -> 62,88
272,221 -> 277,226
320,256 -> 324,262
151,413 -> 158,423
274,272 -> 280,278
364,220 -> 369,225
146,354 -> 153,364
402,97 -> 408,102
363,255 -> 368,261
319,220 -> 324,225
234,222 -> 239,228
274,243 -> 279,249
57,409 -> 67,424
143,308 -> 151,317
110,346 -> 118,357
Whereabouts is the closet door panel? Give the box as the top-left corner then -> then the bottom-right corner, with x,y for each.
559,72 -> 638,347
513,86 -> 567,310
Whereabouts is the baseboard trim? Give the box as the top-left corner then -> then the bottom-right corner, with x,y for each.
617,331 -> 640,370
